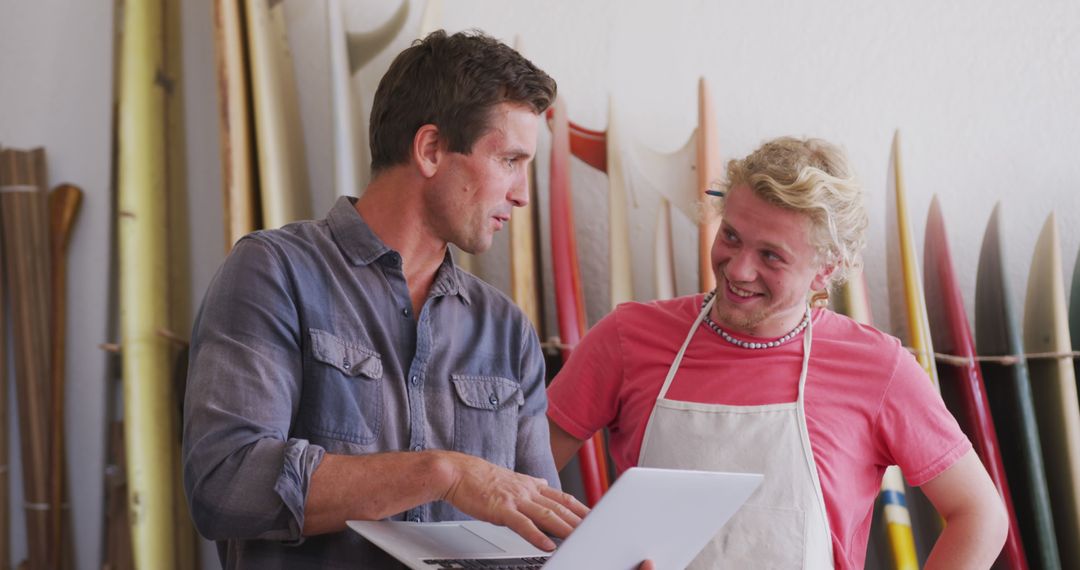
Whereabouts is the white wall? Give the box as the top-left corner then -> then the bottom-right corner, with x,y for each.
3,0 -> 1080,568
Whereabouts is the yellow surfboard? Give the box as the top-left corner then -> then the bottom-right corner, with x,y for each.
884,131 -> 937,568
117,0 -> 184,566
1024,213 -> 1080,568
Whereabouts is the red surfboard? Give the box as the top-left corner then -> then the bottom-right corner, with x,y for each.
549,97 -> 609,506
923,196 -> 1026,568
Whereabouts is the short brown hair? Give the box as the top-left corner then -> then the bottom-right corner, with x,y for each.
369,30 -> 557,173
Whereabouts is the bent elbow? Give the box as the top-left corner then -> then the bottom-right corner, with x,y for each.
988,494 -> 1010,554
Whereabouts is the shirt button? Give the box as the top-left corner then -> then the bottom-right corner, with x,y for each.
342,359 -> 350,369
402,307 -> 411,317
410,374 -> 420,386
412,444 -> 422,451
411,516 -> 422,523
488,394 -> 499,407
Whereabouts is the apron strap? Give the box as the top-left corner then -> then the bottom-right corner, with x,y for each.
656,295 -> 715,400
796,305 -> 814,404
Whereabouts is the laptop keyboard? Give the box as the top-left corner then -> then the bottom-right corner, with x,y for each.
422,556 -> 550,569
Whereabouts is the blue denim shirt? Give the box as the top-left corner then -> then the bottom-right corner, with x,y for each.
182,197 -> 557,569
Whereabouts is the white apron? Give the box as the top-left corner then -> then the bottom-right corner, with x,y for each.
637,295 -> 834,569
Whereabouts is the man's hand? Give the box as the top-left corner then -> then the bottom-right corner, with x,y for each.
437,451 -> 589,551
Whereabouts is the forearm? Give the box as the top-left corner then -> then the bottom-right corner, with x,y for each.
920,451 -> 1008,570
302,450 -> 455,535
548,419 -> 586,472
924,510 -> 1006,569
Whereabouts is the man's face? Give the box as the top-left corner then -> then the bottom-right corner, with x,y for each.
425,102 -> 538,254
710,185 -> 832,337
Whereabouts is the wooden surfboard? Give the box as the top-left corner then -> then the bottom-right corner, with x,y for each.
1,149 -> 53,570
977,203 -> 1060,569
834,270 -> 920,570
328,0 -> 409,199
922,196 -> 1027,568
549,97 -> 609,506
695,78 -> 721,293
696,78 -> 721,293
117,0 -> 183,566
884,131 -> 941,565
246,0 -> 312,228
508,36 -> 544,332
1024,213 -> 1080,568
213,0 -> 259,251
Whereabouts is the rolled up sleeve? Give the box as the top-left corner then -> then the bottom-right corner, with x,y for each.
514,323 -> 560,489
182,237 -> 324,542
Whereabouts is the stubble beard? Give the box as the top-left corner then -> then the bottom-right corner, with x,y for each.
713,303 -> 770,333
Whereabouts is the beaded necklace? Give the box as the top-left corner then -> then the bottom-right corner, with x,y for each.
702,290 -> 810,350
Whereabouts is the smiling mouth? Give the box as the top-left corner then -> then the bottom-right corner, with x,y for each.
726,279 -> 760,299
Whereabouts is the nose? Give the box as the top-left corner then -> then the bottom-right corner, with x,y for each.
508,170 -> 529,208
724,247 -> 757,283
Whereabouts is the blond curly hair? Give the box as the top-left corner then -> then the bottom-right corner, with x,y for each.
715,137 -> 867,285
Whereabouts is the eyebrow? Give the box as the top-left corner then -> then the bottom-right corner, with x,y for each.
722,221 -> 793,259
503,147 -> 533,159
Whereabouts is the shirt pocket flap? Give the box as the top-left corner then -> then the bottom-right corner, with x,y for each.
451,374 -> 524,410
309,328 -> 383,379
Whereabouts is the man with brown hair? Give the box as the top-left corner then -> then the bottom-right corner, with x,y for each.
183,30 -> 586,568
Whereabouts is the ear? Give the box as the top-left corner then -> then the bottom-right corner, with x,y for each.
412,124 -> 442,178
811,263 -> 836,291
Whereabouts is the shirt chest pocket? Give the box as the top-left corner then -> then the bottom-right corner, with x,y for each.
302,328 -> 384,446
450,374 -> 524,470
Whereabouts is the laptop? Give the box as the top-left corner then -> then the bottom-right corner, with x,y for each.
348,467 -> 763,570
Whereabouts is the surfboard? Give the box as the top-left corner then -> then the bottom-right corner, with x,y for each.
884,130 -> 941,565
213,0 -> 259,251
1023,213 -> 1080,568
653,199 -> 677,300
508,35 -> 544,333
977,202 -> 1060,569
696,79 -> 721,293
0,172 -> 7,570
163,0 -> 200,565
117,0 -> 182,566
549,97 -> 610,506
563,98 -> 632,309
246,0 -> 312,228
922,196 -> 1027,568
328,0 -> 409,199
834,270 -> 920,570
617,119 -> 694,302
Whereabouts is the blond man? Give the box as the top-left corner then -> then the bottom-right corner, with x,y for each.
548,137 -> 1007,568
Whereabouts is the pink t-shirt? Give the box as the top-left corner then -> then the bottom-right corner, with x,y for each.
546,294 -> 971,569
